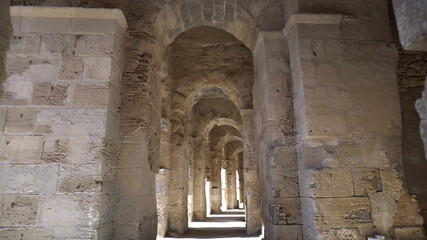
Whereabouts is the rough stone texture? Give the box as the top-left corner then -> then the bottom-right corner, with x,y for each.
254,32 -> 301,239
1,1 -> 427,240
0,7 -> 126,240
286,13 -> 426,239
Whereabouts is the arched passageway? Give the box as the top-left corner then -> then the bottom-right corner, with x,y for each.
156,25 -> 262,238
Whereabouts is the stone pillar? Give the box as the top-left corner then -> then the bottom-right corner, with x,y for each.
156,118 -> 171,237
0,7 -> 126,239
167,120 -> 189,235
286,14 -> 426,239
241,110 -> 263,236
192,135 -> 207,220
226,158 -> 237,209
210,152 -> 222,214
253,33 -> 302,239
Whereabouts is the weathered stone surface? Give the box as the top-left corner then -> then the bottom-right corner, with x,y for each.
76,34 -> 114,56
299,168 -> 354,198
59,177 -> 102,193
0,136 -> 43,163
0,195 -> 41,226
315,197 -> 372,228
72,83 -> 109,107
58,56 -> 83,80
0,164 -> 58,194
0,228 -> 52,240
40,33 -> 76,56
4,108 -> 38,133
9,34 -> 40,54
32,82 -> 68,106
352,168 -> 382,196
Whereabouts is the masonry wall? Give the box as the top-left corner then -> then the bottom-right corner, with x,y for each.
286,13 -> 425,239
0,7 -> 126,239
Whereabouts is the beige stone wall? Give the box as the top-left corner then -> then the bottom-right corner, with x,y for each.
0,7 -> 126,239
286,13 -> 425,239
253,32 -> 301,239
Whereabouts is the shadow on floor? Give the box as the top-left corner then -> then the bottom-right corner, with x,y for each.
160,210 -> 262,240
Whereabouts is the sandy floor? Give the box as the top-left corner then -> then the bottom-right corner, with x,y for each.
159,210 -> 263,240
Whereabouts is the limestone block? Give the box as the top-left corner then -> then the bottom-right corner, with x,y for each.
21,17 -> 71,33
271,170 -> 299,198
394,227 -> 427,240
0,136 -> 43,163
76,34 -> 114,56
0,195 -> 41,226
32,82 -> 68,106
331,141 -> 363,167
394,193 -> 425,227
380,170 -> 404,197
58,56 -> 83,80
40,33 -> 76,56
71,18 -> 120,34
9,35 -> 41,54
306,112 -> 347,137
298,39 -> 325,60
39,196 -> 85,227
83,56 -> 113,81
271,198 -> 302,225
41,137 -> 69,163
36,108 -> 108,137
263,222 -> 302,240
361,137 -> 402,169
352,168 -> 382,196
316,197 -> 372,228
0,228 -> 53,240
6,55 -> 58,82
369,193 -> 397,237
71,83 -> 109,107
58,177 -> 102,193
271,146 -> 298,170
324,40 -> 397,63
299,168 -> 354,198
297,23 -> 340,39
0,164 -> 58,194
321,228 -> 364,240
0,79 -> 32,106
4,108 -> 39,134
118,142 -> 146,168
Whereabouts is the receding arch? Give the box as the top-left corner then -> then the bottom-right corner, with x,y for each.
153,0 -> 257,50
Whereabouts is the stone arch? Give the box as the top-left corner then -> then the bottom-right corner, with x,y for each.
202,118 -> 242,137
153,0 -> 257,51
184,84 -> 242,116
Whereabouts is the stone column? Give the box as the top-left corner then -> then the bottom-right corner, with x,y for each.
167,120 -> 189,235
226,158 -> 237,209
286,14 -> 426,239
253,32 -> 301,239
0,7 -> 126,239
241,110 -> 263,236
192,135 -> 207,220
210,152 -> 222,214
156,118 -> 171,237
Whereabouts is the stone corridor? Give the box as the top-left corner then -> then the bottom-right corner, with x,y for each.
161,210 -> 262,240
0,1 -> 426,240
